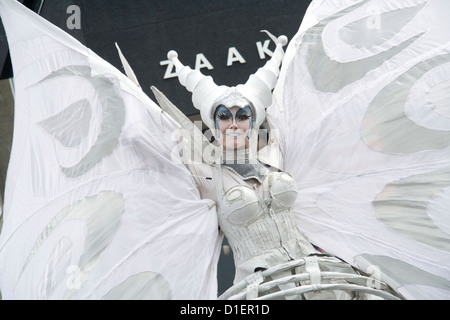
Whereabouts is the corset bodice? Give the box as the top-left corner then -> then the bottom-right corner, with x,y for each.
217,169 -> 316,283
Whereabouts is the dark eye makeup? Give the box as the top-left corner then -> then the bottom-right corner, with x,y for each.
214,105 -> 233,121
214,105 -> 253,122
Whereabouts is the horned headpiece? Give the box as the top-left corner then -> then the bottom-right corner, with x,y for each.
167,31 -> 288,131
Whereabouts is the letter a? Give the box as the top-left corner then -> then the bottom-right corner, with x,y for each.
227,47 -> 246,66
66,5 -> 81,30
195,53 -> 214,71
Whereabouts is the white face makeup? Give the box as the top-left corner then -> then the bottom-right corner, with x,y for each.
214,105 -> 253,150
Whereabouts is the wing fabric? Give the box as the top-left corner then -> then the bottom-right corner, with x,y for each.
0,0 -> 221,299
268,0 -> 450,299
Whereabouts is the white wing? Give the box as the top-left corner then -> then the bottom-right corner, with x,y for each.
268,0 -> 450,299
0,0 -> 221,300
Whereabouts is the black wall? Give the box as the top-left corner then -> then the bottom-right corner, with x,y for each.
1,0 -> 310,116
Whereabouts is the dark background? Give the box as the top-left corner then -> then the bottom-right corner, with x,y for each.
0,0 -> 311,295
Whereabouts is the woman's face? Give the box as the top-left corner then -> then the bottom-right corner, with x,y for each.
214,105 -> 253,150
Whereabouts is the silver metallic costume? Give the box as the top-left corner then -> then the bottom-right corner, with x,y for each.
157,35 -> 402,299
